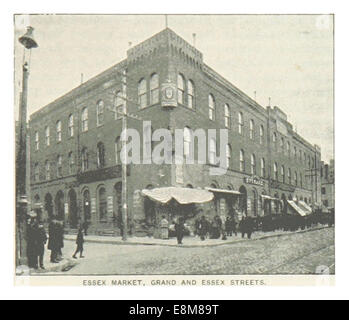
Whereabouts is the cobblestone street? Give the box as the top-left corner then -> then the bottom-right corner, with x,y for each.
55,227 -> 334,275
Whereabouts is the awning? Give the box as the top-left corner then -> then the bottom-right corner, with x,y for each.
261,195 -> 279,201
287,200 -> 307,217
205,187 -> 241,195
141,187 -> 214,204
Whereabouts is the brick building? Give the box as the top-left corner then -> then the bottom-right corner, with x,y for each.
321,159 -> 335,210
29,28 -> 322,236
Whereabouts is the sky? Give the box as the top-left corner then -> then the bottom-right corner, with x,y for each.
14,14 -> 334,163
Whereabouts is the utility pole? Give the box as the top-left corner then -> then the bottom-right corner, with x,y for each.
16,26 -> 38,267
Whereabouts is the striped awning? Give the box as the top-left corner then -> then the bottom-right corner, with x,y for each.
142,187 -> 214,204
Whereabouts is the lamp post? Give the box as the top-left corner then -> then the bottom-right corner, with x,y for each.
16,26 -> 38,266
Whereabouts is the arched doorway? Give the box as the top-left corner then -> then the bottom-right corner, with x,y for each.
281,193 -> 287,214
143,184 -> 155,226
68,189 -> 78,228
114,182 -> 122,227
252,189 -> 258,216
54,190 -> 64,221
239,186 -> 247,216
44,193 -> 53,221
83,189 -> 91,223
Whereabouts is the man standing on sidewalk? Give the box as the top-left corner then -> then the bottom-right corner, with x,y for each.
36,222 -> 47,270
73,226 -> 85,259
175,217 -> 185,245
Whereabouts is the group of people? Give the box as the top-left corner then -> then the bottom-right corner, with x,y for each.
26,213 -> 86,270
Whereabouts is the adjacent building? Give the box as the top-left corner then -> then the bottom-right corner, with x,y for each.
321,159 -> 335,210
29,28 -> 322,236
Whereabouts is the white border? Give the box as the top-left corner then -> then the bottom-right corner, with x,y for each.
1,0 -> 347,300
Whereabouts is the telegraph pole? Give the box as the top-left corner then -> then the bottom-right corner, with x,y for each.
16,26 -> 38,266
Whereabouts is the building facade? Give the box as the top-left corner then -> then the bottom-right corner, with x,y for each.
321,159 -> 335,210
29,28 -> 322,236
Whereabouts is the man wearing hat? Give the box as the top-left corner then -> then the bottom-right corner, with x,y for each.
36,222 -> 47,269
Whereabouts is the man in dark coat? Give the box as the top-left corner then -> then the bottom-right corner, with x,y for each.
27,218 -> 39,269
175,217 -> 185,245
240,216 -> 254,239
48,220 -> 59,263
73,226 -> 85,259
198,216 -> 209,241
36,223 -> 47,269
56,220 -> 64,261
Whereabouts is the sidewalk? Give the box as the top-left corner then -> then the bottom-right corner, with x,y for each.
64,225 -> 330,248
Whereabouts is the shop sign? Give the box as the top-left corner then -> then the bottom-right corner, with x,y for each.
91,198 -> 96,214
244,175 -> 264,186
107,196 -> 113,214
64,203 -> 69,215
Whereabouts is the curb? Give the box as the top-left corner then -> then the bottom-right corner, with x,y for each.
64,225 -> 332,248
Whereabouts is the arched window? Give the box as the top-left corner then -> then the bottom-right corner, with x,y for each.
68,152 -> 74,174
304,152 -> 307,165
259,125 -> 264,144
45,160 -> 50,180
300,173 -> 303,187
150,73 -> 159,105
280,137 -> 285,153
183,127 -> 192,157
239,150 -> 245,172
177,74 -> 185,105
238,112 -> 243,135
114,91 -> 124,119
299,149 -> 302,161
45,126 -> 50,146
249,120 -> 255,140
226,144 -> 232,168
274,162 -> 278,181
96,100 -> 104,126
208,94 -> 215,121
56,120 -> 62,142
261,158 -> 266,178
209,138 -> 216,164
81,148 -> 88,172
281,165 -> 285,183
272,132 -> 277,149
98,187 -> 107,222
294,171 -> 298,186
224,104 -> 231,128
287,141 -> 290,157
97,142 -> 105,168
81,107 -> 88,132
35,131 -> 39,150
138,78 -> 147,109
294,146 -> 297,159
187,80 -> 195,109
288,168 -> 292,184
34,163 -> 39,182
57,155 -> 63,177
115,137 -> 121,164
251,154 -> 256,175
68,114 -> 74,137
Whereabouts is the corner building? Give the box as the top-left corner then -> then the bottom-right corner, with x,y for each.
29,28 -> 322,236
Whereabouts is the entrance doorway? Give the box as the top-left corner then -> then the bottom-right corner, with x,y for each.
54,190 -> 64,221
68,189 -> 78,228
83,189 -> 91,223
44,193 -> 53,221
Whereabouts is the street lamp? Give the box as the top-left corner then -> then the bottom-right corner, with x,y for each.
16,26 -> 38,266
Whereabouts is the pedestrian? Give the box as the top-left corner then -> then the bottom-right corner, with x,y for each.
36,222 -> 47,269
160,215 -> 169,240
56,220 -> 64,261
198,216 -> 209,241
82,220 -> 89,236
175,217 -> 185,245
220,215 -> 227,240
226,216 -> 232,236
27,215 -> 38,269
48,219 -> 59,263
73,225 -> 85,259
241,216 -> 254,239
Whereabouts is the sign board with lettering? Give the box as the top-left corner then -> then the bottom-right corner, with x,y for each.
107,196 -> 113,214
91,198 -> 96,214
244,176 -> 264,187
64,203 -> 69,215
